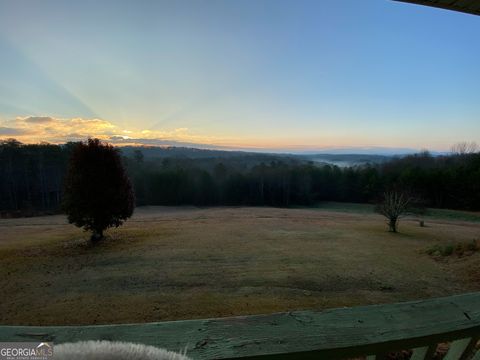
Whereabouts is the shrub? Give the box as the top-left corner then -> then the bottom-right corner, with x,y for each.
426,240 -> 479,258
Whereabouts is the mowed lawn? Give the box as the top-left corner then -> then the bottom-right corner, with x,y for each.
1,205 -> 479,326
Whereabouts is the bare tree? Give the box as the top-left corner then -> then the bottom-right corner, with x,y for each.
375,190 -> 412,233
451,141 -> 478,155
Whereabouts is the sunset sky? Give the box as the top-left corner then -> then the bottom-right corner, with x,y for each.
0,0 -> 479,153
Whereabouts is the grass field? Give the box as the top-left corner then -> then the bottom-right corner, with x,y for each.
1,204 -> 479,326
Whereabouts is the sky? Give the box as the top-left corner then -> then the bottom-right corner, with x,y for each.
0,0 -> 479,153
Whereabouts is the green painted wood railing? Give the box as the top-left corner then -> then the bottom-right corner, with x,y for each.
1,292 -> 479,359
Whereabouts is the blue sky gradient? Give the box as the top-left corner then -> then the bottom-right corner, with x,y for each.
0,0 -> 478,152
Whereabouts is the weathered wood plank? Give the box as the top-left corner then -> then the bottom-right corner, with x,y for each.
0,293 -> 479,359
472,349 -> 480,360
444,338 -> 471,360
459,336 -> 480,360
410,346 -> 430,360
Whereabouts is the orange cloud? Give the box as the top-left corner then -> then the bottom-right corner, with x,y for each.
0,116 -> 224,146
0,116 -> 116,142
2,115 -> 378,152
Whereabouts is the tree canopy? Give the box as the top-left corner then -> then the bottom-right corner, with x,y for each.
62,138 -> 135,241
1,139 -> 480,218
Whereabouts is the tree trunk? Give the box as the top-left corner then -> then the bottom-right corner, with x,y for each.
90,230 -> 104,243
259,177 -> 264,205
388,218 -> 397,233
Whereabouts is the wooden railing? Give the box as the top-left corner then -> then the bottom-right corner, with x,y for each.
1,292 -> 479,359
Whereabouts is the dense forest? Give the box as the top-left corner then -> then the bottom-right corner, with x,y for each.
1,138 -> 479,217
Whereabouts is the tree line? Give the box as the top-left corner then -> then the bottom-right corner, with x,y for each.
1,138 -> 479,217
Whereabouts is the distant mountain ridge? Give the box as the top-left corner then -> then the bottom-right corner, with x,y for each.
118,145 -> 402,167
119,145 -> 292,160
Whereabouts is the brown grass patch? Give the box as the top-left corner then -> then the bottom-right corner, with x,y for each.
1,206 -> 479,325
